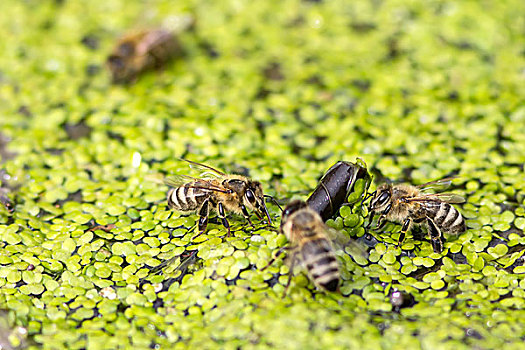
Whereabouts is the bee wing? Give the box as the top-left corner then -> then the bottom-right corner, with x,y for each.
180,158 -> 226,179
407,193 -> 466,204
148,173 -> 224,191
163,174 -> 201,187
164,175 -> 232,194
145,173 -> 167,185
417,177 -> 456,193
137,30 -> 172,54
431,193 -> 466,204
148,173 -> 207,186
325,226 -> 369,260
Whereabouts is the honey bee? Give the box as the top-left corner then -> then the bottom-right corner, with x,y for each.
107,29 -> 182,84
165,159 -> 272,236
368,178 -> 466,253
266,200 -> 342,295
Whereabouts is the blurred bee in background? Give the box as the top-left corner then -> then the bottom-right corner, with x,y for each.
368,178 -> 466,253
165,159 -> 273,236
107,28 -> 182,84
265,200 -> 365,296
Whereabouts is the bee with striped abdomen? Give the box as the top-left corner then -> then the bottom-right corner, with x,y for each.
264,200 -> 343,295
368,178 -> 466,253
165,160 -> 272,236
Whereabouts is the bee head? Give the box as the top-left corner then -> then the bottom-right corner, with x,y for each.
107,54 -> 135,83
369,184 -> 392,211
107,41 -> 137,84
280,200 -> 307,226
244,181 -> 272,225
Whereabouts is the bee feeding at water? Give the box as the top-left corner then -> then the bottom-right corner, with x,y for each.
165,159 -> 274,236
368,178 -> 466,253
265,200 -> 366,296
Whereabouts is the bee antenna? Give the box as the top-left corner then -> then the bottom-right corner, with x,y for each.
264,195 -> 283,211
362,191 -> 373,202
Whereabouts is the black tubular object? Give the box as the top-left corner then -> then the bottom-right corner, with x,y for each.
306,161 -> 370,222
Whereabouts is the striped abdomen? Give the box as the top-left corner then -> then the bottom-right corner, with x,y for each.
301,238 -> 340,292
425,202 -> 466,234
167,182 -> 209,212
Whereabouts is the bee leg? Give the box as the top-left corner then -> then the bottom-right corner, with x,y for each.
195,199 -> 210,237
366,210 -> 375,229
261,246 -> 290,271
383,203 -> 392,215
376,215 -> 387,229
240,204 -> 255,228
375,204 -> 391,230
282,253 -> 298,298
398,218 -> 411,246
360,191 -> 374,215
426,218 -> 443,253
217,202 -> 231,236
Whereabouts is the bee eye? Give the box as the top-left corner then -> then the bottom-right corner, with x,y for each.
377,192 -> 390,205
283,206 -> 294,217
245,189 -> 256,204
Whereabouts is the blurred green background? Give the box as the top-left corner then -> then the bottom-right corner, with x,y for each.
0,0 -> 524,349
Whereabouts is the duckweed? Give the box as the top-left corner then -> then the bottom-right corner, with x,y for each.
1,0 -> 525,349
